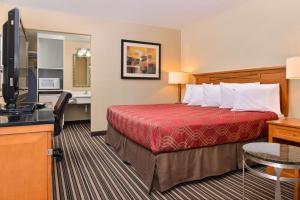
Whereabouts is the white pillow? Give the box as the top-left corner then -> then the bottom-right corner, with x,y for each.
232,84 -> 281,116
187,85 -> 204,106
220,82 -> 260,109
183,84 -> 196,104
202,84 -> 221,107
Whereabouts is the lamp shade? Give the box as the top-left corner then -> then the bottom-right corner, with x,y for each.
286,57 -> 300,79
168,72 -> 189,84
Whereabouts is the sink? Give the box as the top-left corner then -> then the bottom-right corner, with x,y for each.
71,90 -> 91,98
66,90 -> 91,104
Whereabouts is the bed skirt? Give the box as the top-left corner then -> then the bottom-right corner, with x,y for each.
105,123 -> 265,192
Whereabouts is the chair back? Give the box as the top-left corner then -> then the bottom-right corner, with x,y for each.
53,92 -> 72,136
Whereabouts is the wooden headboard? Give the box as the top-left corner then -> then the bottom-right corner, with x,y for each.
193,67 -> 289,116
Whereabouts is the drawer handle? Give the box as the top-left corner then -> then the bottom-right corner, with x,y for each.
48,149 -> 53,156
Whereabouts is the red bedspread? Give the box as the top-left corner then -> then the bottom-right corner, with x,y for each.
107,104 -> 278,154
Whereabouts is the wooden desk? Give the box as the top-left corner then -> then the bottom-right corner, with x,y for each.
268,119 -> 300,200
0,110 -> 54,200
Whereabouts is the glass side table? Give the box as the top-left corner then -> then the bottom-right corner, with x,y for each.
242,142 -> 300,200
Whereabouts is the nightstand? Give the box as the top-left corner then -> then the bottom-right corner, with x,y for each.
267,118 -> 300,200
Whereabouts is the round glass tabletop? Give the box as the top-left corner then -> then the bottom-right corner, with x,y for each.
243,142 -> 300,166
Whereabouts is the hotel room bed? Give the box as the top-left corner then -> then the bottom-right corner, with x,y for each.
106,104 -> 277,192
107,104 -> 278,154
105,67 -> 289,192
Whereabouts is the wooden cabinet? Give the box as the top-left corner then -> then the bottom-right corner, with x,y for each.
0,124 -> 53,200
267,119 -> 300,200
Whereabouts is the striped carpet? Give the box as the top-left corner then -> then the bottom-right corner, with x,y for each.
53,122 -> 293,200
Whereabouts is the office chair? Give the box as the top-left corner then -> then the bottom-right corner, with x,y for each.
53,92 -> 72,162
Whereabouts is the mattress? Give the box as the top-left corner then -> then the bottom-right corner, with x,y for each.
107,104 -> 278,154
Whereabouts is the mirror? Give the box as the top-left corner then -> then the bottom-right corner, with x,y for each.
73,54 -> 91,87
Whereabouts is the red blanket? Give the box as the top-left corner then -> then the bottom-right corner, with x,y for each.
107,104 -> 278,154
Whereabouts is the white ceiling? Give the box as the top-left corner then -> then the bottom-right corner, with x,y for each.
2,0 -> 242,29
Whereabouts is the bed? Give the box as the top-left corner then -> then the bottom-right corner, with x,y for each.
105,66 -> 289,192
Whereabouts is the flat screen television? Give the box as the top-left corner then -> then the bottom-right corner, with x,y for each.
2,8 -> 29,109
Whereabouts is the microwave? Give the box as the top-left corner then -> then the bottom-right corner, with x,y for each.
39,78 -> 60,90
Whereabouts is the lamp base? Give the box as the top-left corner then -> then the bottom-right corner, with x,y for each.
177,84 -> 182,104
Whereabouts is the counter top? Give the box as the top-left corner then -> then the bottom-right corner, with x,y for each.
0,109 -> 55,127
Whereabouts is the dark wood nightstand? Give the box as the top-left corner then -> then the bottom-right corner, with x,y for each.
267,118 -> 300,200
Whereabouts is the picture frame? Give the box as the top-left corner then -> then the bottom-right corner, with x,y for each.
121,39 -> 161,80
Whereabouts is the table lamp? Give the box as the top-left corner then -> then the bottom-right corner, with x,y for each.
287,57 -> 300,79
168,72 -> 189,103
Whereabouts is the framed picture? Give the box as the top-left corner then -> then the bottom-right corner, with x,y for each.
121,39 -> 161,80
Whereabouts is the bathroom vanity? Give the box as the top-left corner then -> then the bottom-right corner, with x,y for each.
65,90 -> 91,121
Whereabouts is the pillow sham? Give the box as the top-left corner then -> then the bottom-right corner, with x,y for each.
232,84 -> 281,116
183,84 -> 195,104
202,84 -> 221,107
187,85 -> 204,106
219,82 -> 260,109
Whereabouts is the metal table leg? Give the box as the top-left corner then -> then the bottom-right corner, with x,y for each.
274,168 -> 283,200
243,154 -> 245,200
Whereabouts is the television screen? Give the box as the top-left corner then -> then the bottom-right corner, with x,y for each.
2,8 -> 29,108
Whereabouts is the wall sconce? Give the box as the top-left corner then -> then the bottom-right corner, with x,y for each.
77,48 -> 91,57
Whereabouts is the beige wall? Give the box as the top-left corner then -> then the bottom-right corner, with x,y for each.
93,23 -> 181,131
64,39 -> 90,91
0,4 -> 181,131
182,0 -> 300,119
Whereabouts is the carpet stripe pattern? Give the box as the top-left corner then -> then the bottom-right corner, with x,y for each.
53,122 -> 293,200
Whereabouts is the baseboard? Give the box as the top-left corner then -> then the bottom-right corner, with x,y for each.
90,130 -> 106,137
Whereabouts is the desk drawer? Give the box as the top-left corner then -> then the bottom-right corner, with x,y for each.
269,125 -> 300,142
